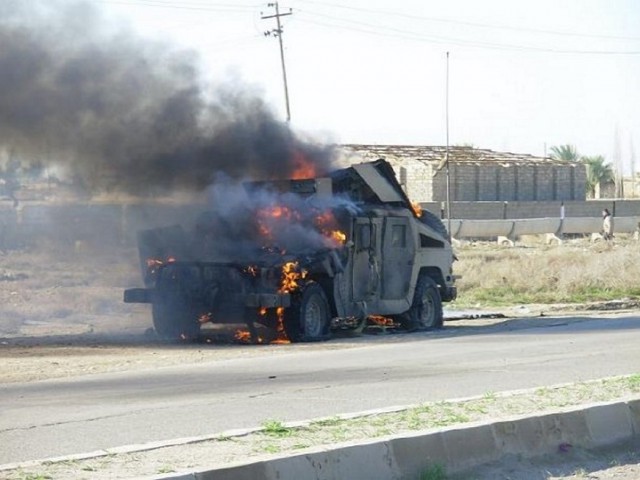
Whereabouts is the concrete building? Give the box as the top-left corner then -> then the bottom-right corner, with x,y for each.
341,145 -> 587,203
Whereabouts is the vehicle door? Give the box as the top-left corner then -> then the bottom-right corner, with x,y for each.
381,216 -> 414,300
351,217 -> 381,303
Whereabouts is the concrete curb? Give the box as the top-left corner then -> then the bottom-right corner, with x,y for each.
159,398 -> 640,480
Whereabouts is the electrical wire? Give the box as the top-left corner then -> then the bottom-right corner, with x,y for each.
100,0 -> 640,55
294,0 -> 640,42
295,8 -> 640,55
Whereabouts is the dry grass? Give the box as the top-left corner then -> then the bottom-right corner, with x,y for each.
453,238 -> 640,306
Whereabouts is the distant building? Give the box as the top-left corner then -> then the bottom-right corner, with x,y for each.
341,145 -> 587,203
622,176 -> 639,199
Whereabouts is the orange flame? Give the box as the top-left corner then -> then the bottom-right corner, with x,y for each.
245,265 -> 259,277
268,262 -> 307,344
280,261 -> 307,293
234,329 -> 264,344
411,202 -> 423,218
313,211 -> 347,247
271,336 -> 291,345
330,230 -> 347,244
256,205 -> 301,242
146,256 -> 176,268
146,258 -> 163,268
368,315 -> 395,326
145,256 -> 176,277
291,150 -> 317,179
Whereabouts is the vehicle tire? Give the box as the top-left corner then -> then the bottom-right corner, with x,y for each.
420,209 -> 450,242
399,274 -> 443,331
152,289 -> 200,340
283,282 -> 331,342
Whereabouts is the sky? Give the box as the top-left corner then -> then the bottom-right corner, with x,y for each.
99,0 -> 640,170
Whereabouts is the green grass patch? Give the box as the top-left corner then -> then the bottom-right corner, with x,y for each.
310,416 -> 342,427
626,374 -> 640,391
261,420 -> 294,438
291,443 -> 311,450
156,466 -> 175,474
456,286 -> 640,307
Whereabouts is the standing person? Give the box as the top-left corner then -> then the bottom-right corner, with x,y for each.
602,208 -> 614,241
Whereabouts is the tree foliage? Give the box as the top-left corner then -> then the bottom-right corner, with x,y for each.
549,144 -> 579,162
581,155 -> 615,198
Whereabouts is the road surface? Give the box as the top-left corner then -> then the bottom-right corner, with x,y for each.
1,313 -> 638,464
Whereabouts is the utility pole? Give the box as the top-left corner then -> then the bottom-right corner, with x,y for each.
261,2 -> 292,122
630,136 -> 636,197
613,125 -> 623,198
445,51 -> 452,235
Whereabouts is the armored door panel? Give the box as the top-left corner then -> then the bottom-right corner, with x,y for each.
381,217 -> 415,299
351,218 -> 381,303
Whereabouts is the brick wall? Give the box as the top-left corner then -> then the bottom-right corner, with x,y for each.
441,200 -> 637,219
428,162 -> 586,202
444,202 -> 506,220
499,166 -> 517,200
392,162 -> 434,203
506,201 -> 562,218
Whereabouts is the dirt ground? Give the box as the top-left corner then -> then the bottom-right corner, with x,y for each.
454,439 -> 640,480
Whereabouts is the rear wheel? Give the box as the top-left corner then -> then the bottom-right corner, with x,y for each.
152,285 -> 200,340
398,274 -> 443,331
284,282 -> 331,342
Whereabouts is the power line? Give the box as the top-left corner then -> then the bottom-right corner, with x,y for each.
100,0 -> 640,55
295,10 -> 640,55
261,2 -> 293,122
295,0 -> 640,42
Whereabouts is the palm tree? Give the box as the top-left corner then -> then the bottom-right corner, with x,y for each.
581,155 -> 615,198
549,144 -> 579,162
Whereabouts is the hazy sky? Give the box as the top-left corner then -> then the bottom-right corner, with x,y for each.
101,0 -> 639,168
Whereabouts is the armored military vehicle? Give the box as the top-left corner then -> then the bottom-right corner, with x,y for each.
124,159 -> 456,341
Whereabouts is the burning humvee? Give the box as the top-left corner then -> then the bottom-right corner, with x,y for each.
124,159 -> 456,342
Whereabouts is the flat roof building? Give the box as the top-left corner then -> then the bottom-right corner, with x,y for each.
341,145 -> 587,203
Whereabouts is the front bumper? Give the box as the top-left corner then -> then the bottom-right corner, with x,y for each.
123,288 -> 291,308
441,286 -> 457,302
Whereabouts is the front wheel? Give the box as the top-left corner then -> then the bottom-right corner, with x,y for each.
283,282 -> 331,342
398,275 -> 443,331
152,290 -> 200,340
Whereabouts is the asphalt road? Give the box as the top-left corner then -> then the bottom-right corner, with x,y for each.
1,314 -> 639,464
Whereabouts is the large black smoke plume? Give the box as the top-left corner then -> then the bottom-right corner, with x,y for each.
0,0 -> 335,194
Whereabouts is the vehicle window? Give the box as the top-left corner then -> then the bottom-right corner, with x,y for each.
420,233 -> 444,248
357,224 -> 376,250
